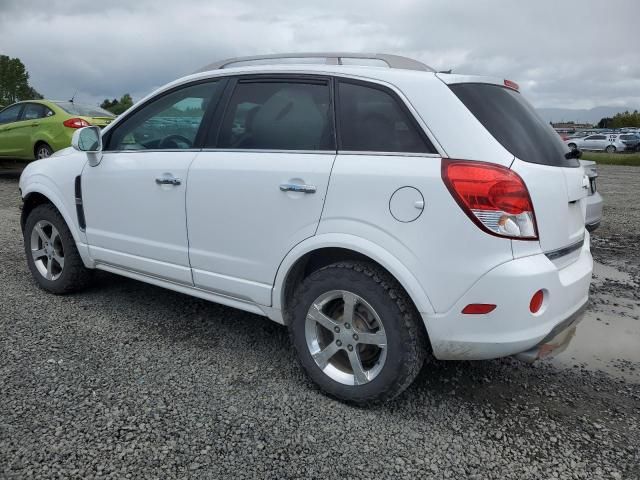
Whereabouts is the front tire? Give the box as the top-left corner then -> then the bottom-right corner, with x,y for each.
289,261 -> 426,404
24,204 -> 92,294
605,145 -> 616,153
568,143 -> 577,150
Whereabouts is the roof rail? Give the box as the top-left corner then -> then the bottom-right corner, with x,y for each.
196,52 -> 435,73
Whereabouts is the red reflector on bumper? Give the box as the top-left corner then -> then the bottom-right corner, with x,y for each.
462,304 -> 496,314
530,290 -> 544,313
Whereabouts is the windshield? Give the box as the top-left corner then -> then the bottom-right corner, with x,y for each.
54,102 -> 114,118
449,83 -> 579,167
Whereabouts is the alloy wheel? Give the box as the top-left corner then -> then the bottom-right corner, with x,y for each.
30,220 -> 64,281
305,290 -> 387,386
37,145 -> 52,159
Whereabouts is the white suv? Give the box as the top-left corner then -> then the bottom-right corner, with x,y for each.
19,53 -> 593,404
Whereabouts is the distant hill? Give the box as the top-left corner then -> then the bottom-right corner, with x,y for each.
536,106 -> 639,124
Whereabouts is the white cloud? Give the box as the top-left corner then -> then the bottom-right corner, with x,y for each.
1,0 -> 638,110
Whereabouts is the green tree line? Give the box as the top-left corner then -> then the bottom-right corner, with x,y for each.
100,94 -> 134,115
597,111 -> 640,129
0,55 -> 42,108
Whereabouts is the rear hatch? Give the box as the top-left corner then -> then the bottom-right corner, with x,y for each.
442,77 -> 588,255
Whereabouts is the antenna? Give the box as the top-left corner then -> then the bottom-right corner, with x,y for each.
69,90 -> 78,103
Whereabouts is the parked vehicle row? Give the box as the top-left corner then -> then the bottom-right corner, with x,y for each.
565,133 -> 640,153
19,53 -> 593,403
0,100 -> 114,160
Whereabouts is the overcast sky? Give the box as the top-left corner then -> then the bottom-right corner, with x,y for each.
1,0 -> 639,110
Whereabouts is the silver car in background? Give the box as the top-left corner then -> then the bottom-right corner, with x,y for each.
566,134 -> 626,153
580,160 -> 602,231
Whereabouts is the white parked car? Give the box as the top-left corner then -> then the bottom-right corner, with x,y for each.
19,53 -> 593,403
565,133 -> 626,153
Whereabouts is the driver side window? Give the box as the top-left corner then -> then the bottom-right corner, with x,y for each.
106,81 -> 223,151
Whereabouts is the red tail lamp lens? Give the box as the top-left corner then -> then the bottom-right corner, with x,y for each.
530,290 -> 544,313
63,117 -> 91,129
442,160 -> 538,240
462,304 -> 496,314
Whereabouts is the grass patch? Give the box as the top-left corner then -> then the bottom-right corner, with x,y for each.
581,151 -> 640,166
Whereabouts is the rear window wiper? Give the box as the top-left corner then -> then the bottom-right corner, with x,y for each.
565,149 -> 582,160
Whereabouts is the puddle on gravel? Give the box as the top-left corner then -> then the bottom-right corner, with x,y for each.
547,262 -> 640,383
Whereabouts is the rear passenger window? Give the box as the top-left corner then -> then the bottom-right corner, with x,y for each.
22,103 -> 47,120
337,81 -> 434,153
217,81 -> 333,150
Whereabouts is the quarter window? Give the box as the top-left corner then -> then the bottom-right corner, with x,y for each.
106,81 -> 224,151
337,81 -> 434,153
217,80 -> 333,150
0,104 -> 23,125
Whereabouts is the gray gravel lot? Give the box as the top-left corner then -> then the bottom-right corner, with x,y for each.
1,166 -> 639,479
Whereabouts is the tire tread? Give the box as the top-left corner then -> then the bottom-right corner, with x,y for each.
289,260 -> 426,404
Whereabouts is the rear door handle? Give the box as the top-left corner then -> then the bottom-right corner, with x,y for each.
279,183 -> 316,194
155,175 -> 181,186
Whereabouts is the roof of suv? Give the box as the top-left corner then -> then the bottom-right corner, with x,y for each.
196,52 -> 436,73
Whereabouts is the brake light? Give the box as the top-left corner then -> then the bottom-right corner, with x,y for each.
63,118 -> 90,129
504,79 -> 519,91
442,159 -> 538,240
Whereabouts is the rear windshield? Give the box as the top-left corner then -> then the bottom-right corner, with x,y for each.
450,83 -> 578,167
54,102 -> 114,118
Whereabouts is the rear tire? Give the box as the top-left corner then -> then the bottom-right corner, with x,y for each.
288,261 -> 426,404
24,204 -> 93,294
605,145 -> 616,153
34,142 -> 53,160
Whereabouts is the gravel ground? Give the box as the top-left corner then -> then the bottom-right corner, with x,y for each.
1,166 -> 639,479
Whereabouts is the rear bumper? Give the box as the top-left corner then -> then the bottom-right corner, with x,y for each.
423,234 -> 592,360
512,300 -> 587,362
585,191 -> 603,232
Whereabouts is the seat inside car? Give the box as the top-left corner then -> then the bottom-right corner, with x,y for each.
250,87 -> 324,150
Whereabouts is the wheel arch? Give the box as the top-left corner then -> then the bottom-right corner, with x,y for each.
273,234 -> 436,326
21,191 -> 53,232
20,182 -> 94,269
21,182 -> 81,244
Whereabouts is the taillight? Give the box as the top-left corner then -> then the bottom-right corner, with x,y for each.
63,118 -> 90,129
442,159 -> 538,240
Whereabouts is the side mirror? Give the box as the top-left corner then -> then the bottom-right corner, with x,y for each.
72,126 -> 103,167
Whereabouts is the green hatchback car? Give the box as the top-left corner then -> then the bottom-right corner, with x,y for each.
0,100 -> 115,160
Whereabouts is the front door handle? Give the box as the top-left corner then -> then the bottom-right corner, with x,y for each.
155,175 -> 181,186
279,183 -> 316,194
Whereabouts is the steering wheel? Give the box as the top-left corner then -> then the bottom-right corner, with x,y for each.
158,134 -> 193,149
